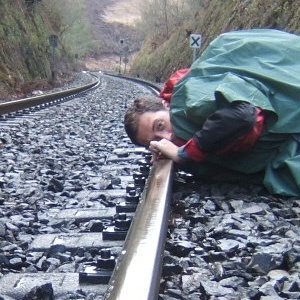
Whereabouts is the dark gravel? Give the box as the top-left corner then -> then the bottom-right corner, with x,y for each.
1,73 -> 299,299
159,174 -> 300,299
0,73 -> 150,299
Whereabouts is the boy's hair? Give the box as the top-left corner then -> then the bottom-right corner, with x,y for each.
124,95 -> 166,145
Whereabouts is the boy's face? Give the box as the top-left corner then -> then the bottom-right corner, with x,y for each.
136,110 -> 174,147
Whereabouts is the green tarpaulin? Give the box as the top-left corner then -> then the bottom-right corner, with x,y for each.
171,29 -> 300,196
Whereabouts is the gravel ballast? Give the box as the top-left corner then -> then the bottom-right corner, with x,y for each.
0,73 -> 299,300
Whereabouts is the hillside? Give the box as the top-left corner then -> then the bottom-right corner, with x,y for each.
1,0 -> 300,99
0,0 -> 142,100
83,0 -> 142,71
128,0 -> 300,82
0,1 -> 54,100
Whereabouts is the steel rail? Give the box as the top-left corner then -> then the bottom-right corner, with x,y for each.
0,72 -> 174,298
103,72 -> 162,94
104,159 -> 173,300
0,79 -> 99,116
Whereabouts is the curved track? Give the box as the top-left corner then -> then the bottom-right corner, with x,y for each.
0,75 -> 100,117
0,73 -> 172,300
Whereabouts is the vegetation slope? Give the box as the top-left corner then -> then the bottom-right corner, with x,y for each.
0,0 -> 92,100
1,0 -> 300,99
129,0 -> 300,82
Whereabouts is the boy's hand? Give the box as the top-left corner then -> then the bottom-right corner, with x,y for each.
149,139 -> 183,163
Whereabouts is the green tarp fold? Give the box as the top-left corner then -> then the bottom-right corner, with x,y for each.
171,29 -> 300,196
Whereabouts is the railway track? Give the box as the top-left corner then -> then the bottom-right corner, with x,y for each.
1,73 -> 300,300
0,73 -> 171,299
0,73 -> 100,116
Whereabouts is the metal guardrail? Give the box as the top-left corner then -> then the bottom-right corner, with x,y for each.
104,159 -> 173,300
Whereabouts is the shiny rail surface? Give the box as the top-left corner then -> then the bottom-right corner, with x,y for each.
103,73 -> 174,300
0,78 -> 99,116
104,72 -> 163,93
104,159 -> 173,300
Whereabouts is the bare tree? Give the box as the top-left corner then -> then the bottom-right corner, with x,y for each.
136,0 -> 203,39
41,0 -> 95,57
